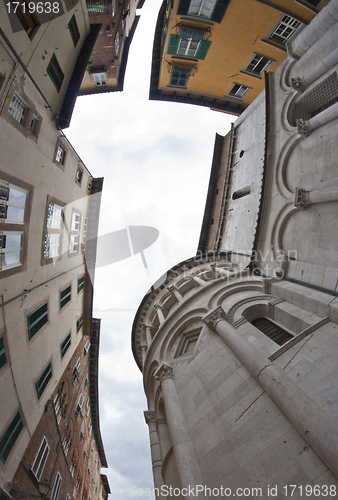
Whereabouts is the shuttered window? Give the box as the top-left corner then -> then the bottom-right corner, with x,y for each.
0,334 -> 7,371
47,54 -> 64,93
167,34 -> 211,60
0,410 -> 24,463
68,15 -> 80,47
177,0 -> 230,22
35,362 -> 52,399
27,302 -> 48,340
61,332 -> 71,358
60,284 -> 71,310
252,318 -> 293,346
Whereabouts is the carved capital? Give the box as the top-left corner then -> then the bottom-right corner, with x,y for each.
154,363 -> 174,383
202,306 -> 227,330
297,118 -> 313,138
144,410 -> 156,425
291,76 -> 307,92
295,187 -> 312,209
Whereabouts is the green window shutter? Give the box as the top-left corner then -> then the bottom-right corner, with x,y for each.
177,0 -> 191,15
0,411 -> 24,464
211,0 -> 230,23
167,35 -> 180,55
196,40 -> 211,60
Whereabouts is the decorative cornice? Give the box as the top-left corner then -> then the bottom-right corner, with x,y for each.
154,363 -> 174,383
144,410 -> 156,425
202,306 -> 227,330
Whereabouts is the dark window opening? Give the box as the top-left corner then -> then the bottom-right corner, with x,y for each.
232,186 -> 251,200
252,317 -> 293,346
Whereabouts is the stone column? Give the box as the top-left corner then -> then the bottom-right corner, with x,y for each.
142,324 -> 153,347
295,186 -> 338,209
202,306 -> 338,480
291,48 -> 338,92
154,364 -> 208,499
154,304 -> 166,324
137,345 -> 147,365
297,102 -> 338,137
144,411 -> 165,499
188,274 -> 206,287
168,285 -> 183,303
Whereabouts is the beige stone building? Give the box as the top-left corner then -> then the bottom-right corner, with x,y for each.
132,0 -> 338,496
0,2 -> 108,496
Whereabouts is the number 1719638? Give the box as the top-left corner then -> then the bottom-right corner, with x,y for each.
6,1 -> 60,14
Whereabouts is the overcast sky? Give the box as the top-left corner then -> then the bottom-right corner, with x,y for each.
66,0 -> 233,496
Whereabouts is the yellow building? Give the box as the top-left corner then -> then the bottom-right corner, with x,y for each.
149,0 -> 330,115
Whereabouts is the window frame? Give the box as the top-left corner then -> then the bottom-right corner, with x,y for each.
168,65 -> 193,88
42,197 -> 65,265
265,15 -> 303,49
226,83 -> 251,100
60,332 -> 71,359
0,333 -> 8,371
27,300 -> 49,341
47,54 -> 64,93
50,471 -> 62,500
60,283 -> 72,311
0,230 -> 24,271
3,89 -> 42,140
76,314 -> 83,334
242,53 -> 274,78
35,361 -> 53,399
31,435 -> 50,480
77,275 -> 85,294
68,14 -> 80,47
53,138 -> 68,170
0,410 -> 24,464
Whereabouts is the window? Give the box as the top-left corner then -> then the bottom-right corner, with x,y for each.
87,458 -> 91,475
70,235 -> 79,253
27,301 -> 48,340
86,397 -> 90,416
84,339 -> 91,355
82,217 -> 87,251
9,0 -> 38,37
31,436 -> 50,480
169,66 -> 192,88
77,275 -> 85,294
267,15 -> 302,47
93,73 -> 107,86
50,471 -> 62,500
75,394 -> 84,418
60,332 -> 71,358
0,231 -> 23,271
53,385 -> 65,425
73,357 -> 80,382
71,212 -> 81,231
8,93 -> 27,124
0,180 -> 27,224
55,145 -> 66,165
62,431 -> 71,456
88,419 -> 92,436
177,0 -> 230,22
167,29 -> 211,59
68,15 -> 80,47
29,114 -> 39,135
66,494 -> 71,500
227,83 -> 250,99
44,202 -> 63,260
0,410 -> 24,463
0,334 -> 7,371
80,420 -> 84,441
75,166 -> 83,185
251,318 -> 293,346
47,54 -> 64,93
35,362 -> 52,399
243,53 -> 273,77
115,32 -> 120,55
77,315 -> 83,333
60,284 -> 71,310
83,441 -> 87,459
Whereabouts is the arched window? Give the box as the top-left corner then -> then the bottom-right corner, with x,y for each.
251,317 -> 293,346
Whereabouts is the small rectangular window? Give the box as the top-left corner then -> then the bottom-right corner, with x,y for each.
244,53 -> 273,77
75,393 -> 84,417
68,15 -> 80,47
29,114 -> 39,135
76,315 -> 83,333
27,302 -> 48,340
35,362 -> 52,399
60,332 -> 71,358
93,73 -> 107,86
227,83 -> 250,99
0,334 -> 7,371
0,232 -> 23,271
8,94 -> 28,124
0,180 -> 27,225
71,212 -> 81,231
0,410 -> 24,464
31,436 -> 50,480
60,284 -> 71,310
169,66 -> 192,88
69,234 -> 79,254
84,339 -> 91,355
47,54 -> 64,93
72,357 -> 80,382
50,471 -> 62,500
77,275 -> 85,293
55,145 -> 66,165
268,15 -> 302,46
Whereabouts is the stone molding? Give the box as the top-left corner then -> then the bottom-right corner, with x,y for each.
202,306 -> 227,330
297,118 -> 313,137
144,410 -> 156,425
291,76 -> 307,92
227,295 -> 276,324
154,363 -> 174,383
